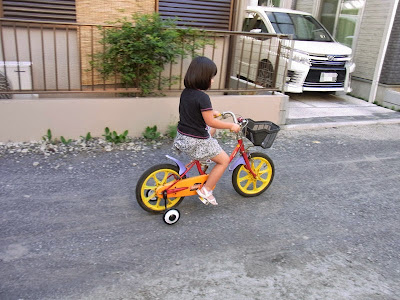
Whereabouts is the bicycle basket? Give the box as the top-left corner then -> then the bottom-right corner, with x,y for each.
244,119 -> 280,149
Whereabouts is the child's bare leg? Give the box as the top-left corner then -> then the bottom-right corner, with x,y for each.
209,127 -> 216,137
203,151 -> 229,191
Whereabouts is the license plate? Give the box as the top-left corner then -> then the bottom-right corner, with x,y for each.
320,72 -> 338,82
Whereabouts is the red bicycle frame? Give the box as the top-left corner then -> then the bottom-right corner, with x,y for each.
155,136 -> 256,199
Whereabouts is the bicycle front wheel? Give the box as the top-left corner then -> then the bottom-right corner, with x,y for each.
232,152 -> 275,197
135,164 -> 184,213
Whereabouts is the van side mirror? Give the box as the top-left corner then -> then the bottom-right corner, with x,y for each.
250,28 -> 262,33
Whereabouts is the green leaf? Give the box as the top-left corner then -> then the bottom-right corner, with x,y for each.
86,132 -> 92,141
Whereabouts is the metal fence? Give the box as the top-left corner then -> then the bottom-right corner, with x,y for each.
0,18 -> 292,98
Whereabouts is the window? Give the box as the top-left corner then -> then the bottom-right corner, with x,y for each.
267,12 -> 333,41
319,0 -> 365,48
258,0 -> 281,6
242,13 -> 269,33
2,0 -> 76,23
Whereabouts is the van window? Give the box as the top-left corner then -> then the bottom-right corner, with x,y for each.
266,11 -> 333,42
242,13 -> 269,33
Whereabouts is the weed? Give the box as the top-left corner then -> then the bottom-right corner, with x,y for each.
80,132 -> 92,141
166,123 -> 178,139
143,125 -> 161,140
42,129 -> 53,143
60,136 -> 72,145
103,127 -> 129,144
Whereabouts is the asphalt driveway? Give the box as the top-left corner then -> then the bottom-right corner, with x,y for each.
1,123 -> 400,300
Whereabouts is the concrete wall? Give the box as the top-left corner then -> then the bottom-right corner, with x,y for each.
0,94 -> 288,142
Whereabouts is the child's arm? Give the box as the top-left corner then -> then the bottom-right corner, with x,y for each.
202,110 -> 240,133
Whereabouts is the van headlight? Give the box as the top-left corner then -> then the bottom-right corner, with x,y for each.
292,50 -> 311,66
346,57 -> 356,73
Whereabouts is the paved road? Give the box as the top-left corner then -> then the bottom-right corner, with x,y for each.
1,124 -> 400,300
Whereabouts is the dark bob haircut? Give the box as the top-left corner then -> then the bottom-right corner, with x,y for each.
184,56 -> 217,90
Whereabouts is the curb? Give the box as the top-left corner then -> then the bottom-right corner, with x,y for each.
282,118 -> 400,130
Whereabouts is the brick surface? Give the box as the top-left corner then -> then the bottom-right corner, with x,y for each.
76,0 -> 155,86
76,0 -> 155,24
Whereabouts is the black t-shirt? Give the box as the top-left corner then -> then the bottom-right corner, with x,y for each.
177,88 -> 213,139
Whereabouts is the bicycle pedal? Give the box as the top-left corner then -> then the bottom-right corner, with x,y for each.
198,197 -> 209,205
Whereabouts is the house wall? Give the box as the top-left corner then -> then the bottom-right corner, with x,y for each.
0,94 -> 288,142
292,0 -> 393,82
294,1 -> 314,13
75,0 -> 156,87
352,0 -> 394,81
294,0 -> 400,106
75,0 -> 155,24
380,2 -> 400,85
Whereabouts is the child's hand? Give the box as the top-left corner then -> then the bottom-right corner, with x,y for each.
230,123 -> 240,133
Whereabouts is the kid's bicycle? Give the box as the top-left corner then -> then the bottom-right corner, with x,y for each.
135,111 -> 280,225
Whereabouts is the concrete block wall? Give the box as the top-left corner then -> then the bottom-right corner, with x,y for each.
0,94 -> 288,143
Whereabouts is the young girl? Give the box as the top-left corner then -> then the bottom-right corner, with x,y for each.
173,56 -> 240,206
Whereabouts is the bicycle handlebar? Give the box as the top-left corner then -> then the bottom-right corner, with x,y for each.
221,111 -> 248,127
221,111 -> 238,123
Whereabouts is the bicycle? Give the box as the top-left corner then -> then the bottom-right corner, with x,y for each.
135,111 -> 280,225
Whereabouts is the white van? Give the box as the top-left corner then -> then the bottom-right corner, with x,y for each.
236,6 -> 355,93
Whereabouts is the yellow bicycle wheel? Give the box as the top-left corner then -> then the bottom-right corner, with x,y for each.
232,153 -> 275,197
135,164 -> 184,213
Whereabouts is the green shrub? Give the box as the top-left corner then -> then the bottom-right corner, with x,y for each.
91,13 -> 213,96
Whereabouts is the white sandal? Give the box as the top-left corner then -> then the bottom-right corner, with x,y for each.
197,187 -> 218,206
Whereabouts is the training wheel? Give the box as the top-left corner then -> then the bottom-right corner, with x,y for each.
163,209 -> 180,225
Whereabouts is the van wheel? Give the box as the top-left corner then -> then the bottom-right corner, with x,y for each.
255,60 -> 274,88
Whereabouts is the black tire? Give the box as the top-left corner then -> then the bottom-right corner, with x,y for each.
163,209 -> 180,225
135,164 -> 184,213
232,152 -> 275,197
255,60 -> 274,88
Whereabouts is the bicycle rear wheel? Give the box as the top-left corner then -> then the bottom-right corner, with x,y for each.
232,152 -> 275,197
135,164 -> 184,213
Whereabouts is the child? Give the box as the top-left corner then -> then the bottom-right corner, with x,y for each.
173,56 -> 240,205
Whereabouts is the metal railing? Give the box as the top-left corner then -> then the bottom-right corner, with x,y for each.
0,18 -> 292,97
